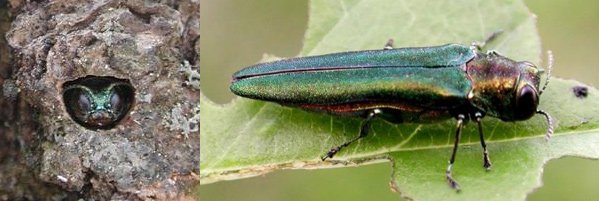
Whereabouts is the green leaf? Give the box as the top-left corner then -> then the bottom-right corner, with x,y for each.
200,0 -> 599,200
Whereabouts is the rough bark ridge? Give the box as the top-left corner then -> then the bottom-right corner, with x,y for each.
0,0 -> 199,199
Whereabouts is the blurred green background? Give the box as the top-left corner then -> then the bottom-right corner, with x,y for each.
199,0 -> 599,200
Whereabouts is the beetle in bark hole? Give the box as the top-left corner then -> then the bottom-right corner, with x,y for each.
63,76 -> 135,130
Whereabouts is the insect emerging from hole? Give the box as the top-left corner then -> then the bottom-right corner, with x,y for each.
229,33 -> 554,190
63,76 -> 135,130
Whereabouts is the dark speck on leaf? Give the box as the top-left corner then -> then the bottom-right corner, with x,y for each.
572,85 -> 588,98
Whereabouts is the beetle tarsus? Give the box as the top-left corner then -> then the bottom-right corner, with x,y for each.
321,109 -> 380,160
475,113 -> 492,170
384,39 -> 394,50
446,114 -> 465,191
321,147 -> 340,161
446,165 -> 461,192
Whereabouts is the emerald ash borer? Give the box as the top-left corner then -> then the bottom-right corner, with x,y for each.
229,37 -> 554,190
63,76 -> 135,130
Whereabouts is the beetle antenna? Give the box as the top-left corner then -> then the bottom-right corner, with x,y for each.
539,50 -> 553,96
536,110 -> 554,140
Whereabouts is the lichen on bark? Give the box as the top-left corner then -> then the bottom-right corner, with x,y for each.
0,0 -> 199,199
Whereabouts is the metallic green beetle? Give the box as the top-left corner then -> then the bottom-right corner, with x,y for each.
230,38 -> 553,190
63,76 -> 135,130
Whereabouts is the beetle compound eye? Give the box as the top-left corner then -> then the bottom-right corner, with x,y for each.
63,87 -> 94,122
62,76 -> 135,130
514,84 -> 538,120
109,84 -> 135,118
77,91 -> 93,112
109,91 -> 120,108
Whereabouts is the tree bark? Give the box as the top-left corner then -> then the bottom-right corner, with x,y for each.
0,0 -> 199,200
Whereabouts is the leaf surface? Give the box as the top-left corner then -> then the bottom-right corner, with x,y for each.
200,0 -> 599,200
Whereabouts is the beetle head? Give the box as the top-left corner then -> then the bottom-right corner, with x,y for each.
512,62 -> 542,120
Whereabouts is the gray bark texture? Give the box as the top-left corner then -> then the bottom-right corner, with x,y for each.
0,0 -> 199,200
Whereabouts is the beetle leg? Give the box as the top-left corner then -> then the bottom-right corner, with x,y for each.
486,50 -> 501,57
447,114 -> 465,191
321,109 -> 381,161
384,39 -> 394,50
470,30 -> 503,51
475,112 -> 492,170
